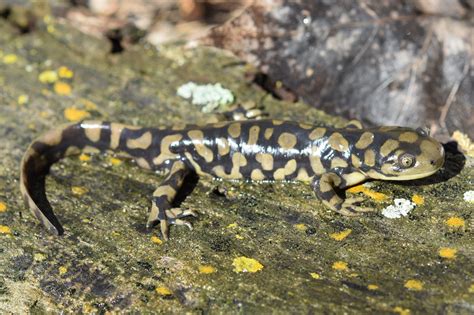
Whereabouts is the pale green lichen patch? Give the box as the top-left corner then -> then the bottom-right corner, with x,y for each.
177,82 -> 234,112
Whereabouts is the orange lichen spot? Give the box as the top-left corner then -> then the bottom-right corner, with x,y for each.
109,157 -> 122,166
332,261 -> 348,271
235,234 -> 244,240
54,81 -> 72,95
71,186 -> 88,196
469,284 -> 474,293
79,153 -> 91,162
393,306 -> 411,315
411,194 -> 424,205
367,284 -> 379,290
226,222 -> 238,229
81,99 -> 98,110
347,185 -> 388,202
198,265 -> 216,274
156,286 -> 172,296
232,256 -> 264,273
439,247 -> 457,259
151,235 -> 163,245
38,70 -> 58,84
58,66 -> 74,78
0,225 -> 12,234
404,279 -> 423,291
310,272 -> 320,279
17,94 -> 29,105
0,202 -> 7,212
294,223 -> 308,232
33,253 -> 46,262
445,217 -> 465,229
3,54 -> 18,64
59,266 -> 68,275
64,107 -> 90,121
329,229 -> 352,241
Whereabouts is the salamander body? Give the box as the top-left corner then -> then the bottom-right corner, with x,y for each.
20,110 -> 445,239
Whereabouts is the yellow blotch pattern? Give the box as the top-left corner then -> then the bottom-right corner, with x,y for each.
64,107 -> 90,122
445,217 -> 465,228
439,247 -> 457,259
332,261 -> 348,271
38,70 -> 58,84
3,54 -> 18,64
347,185 -> 388,202
329,229 -> 352,241
232,256 -> 264,273
198,265 -> 216,274
71,186 -> 88,196
367,284 -> 379,290
0,225 -> 12,234
59,266 -> 68,275
54,81 -> 72,95
404,279 -> 423,291
0,202 -> 7,212
151,236 -> 163,245
411,194 -> 424,205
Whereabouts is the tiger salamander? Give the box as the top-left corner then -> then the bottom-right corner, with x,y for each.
20,105 -> 445,239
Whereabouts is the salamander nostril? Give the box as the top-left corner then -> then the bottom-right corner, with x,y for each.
430,160 -> 435,165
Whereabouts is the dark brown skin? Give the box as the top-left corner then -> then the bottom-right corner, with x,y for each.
20,106 -> 445,240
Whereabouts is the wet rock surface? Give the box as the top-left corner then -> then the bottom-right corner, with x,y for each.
0,14 -> 473,314
205,0 -> 474,139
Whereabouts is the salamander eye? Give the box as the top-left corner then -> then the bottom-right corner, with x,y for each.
398,153 -> 416,168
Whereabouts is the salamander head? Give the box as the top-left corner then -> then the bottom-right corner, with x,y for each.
366,127 -> 445,181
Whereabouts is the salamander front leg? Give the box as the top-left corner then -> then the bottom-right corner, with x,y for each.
312,173 -> 373,216
147,160 -> 197,240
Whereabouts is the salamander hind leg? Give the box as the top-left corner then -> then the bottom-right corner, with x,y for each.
147,160 -> 197,240
312,173 -> 373,216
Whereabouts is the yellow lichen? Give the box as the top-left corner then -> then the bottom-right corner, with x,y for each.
71,186 -> 88,196
235,234 -> 244,240
79,154 -> 91,161
347,185 -> 388,202
232,256 -> 264,273
404,279 -> 423,291
445,217 -> 465,228
39,111 -> 50,118
151,235 -> 163,245
33,253 -> 46,262
38,70 -> 58,84
310,272 -> 320,279
294,223 -> 307,232
329,229 -> 352,241
64,107 -> 90,121
3,54 -> 18,64
156,286 -> 172,296
332,261 -> 348,271
469,284 -> 474,293
0,202 -> 7,212
109,157 -> 122,166
198,265 -> 216,274
54,81 -> 72,95
226,222 -> 238,229
58,66 -> 74,78
367,284 -> 379,290
0,225 -> 12,234
17,94 -> 29,105
393,306 -> 411,315
59,266 -> 68,275
80,99 -> 98,110
411,194 -> 424,205
439,247 -> 457,259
